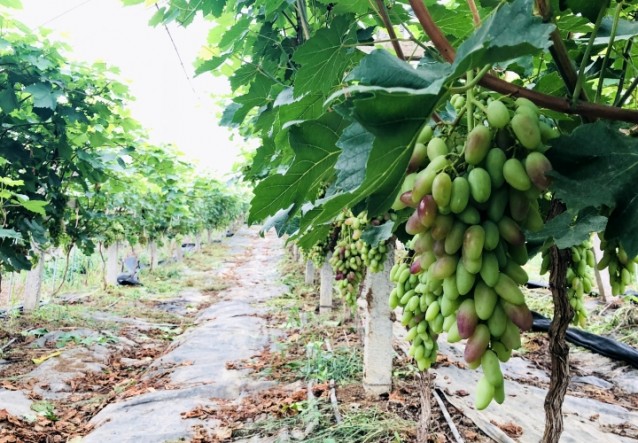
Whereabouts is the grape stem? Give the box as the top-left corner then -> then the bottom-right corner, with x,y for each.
408,0 -> 638,123
374,0 -> 406,60
466,71 -> 475,131
595,2 -> 623,103
572,5 -> 607,105
470,98 -> 488,116
449,64 -> 491,94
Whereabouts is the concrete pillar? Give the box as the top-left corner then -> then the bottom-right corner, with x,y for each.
172,238 -> 183,261
592,236 -> 611,301
149,241 -> 159,271
304,260 -> 315,285
362,242 -> 395,396
320,253 -> 334,314
105,243 -> 119,287
24,251 -> 45,311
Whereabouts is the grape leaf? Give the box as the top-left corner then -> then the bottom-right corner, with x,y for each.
24,83 -> 58,110
593,17 -> 638,45
274,89 -> 325,128
428,1 -> 485,46
548,121 -> 638,257
0,88 -> 18,113
292,15 -> 363,98
451,0 -> 555,77
261,207 -> 299,237
315,0 -> 370,15
248,112 -> 347,224
297,50 -> 446,232
526,209 -> 607,249
361,220 -> 394,247
334,122 -> 374,193
560,0 -> 609,23
16,199 -> 48,216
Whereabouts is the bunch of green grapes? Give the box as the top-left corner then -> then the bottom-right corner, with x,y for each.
597,234 -> 637,296
541,239 -> 595,326
391,96 -> 555,410
329,215 -> 365,306
359,215 -> 389,273
389,261 -> 440,371
306,242 -> 328,268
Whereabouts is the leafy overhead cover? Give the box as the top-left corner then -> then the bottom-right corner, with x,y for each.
451,0 -> 555,77
548,122 -> 638,256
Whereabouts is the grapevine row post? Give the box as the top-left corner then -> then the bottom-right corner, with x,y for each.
361,240 -> 395,396
104,242 -> 120,287
148,241 -> 159,271
23,249 -> 45,312
320,252 -> 334,314
304,260 -> 316,285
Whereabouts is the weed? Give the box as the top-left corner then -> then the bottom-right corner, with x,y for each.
31,401 -> 58,421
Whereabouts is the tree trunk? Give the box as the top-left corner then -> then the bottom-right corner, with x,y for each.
543,201 -> 573,443
320,253 -> 334,314
24,251 -> 45,311
362,241 -> 395,396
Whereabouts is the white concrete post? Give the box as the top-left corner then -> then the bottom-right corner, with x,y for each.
24,251 -> 45,311
172,238 -> 183,261
195,233 -> 202,250
592,236 -> 611,302
304,260 -> 315,285
105,243 -> 119,287
320,253 -> 334,314
149,241 -> 159,271
362,242 -> 395,397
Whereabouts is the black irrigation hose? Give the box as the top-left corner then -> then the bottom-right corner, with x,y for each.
532,311 -> 638,369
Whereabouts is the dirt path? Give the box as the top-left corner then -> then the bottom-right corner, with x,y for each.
0,227 -> 287,442
83,227 -> 286,442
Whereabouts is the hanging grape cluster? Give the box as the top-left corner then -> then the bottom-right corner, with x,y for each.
329,212 -> 365,306
389,260 -> 440,370
391,95 -> 555,409
360,214 -> 390,273
597,234 -> 637,296
541,239 -> 594,326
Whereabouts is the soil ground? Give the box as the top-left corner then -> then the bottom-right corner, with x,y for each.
0,226 -> 636,442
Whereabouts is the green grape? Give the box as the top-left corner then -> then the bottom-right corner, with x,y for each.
596,234 -> 636,296
391,94 -> 555,409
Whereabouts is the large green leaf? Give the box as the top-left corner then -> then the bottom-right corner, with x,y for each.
559,0 -> 609,23
451,0 -> 555,77
527,209 -> 607,249
248,112 -> 347,224
292,15 -> 363,98
548,121 -> 638,256
333,122 -> 374,193
297,50 -> 447,232
24,83 -> 59,110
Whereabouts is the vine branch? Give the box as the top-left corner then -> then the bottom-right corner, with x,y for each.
375,0 -> 405,60
408,0 -> 638,123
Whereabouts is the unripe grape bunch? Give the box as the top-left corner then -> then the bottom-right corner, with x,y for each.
541,239 -> 595,327
391,95 -> 555,410
597,234 -> 638,296
329,212 -> 366,307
